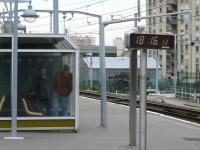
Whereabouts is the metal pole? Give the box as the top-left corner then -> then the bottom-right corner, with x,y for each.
63,13 -> 66,34
129,13 -> 138,147
50,12 -> 52,33
137,0 -> 140,21
156,49 -> 159,94
139,49 -> 147,150
4,0 -> 24,140
129,50 -> 137,146
90,52 -> 93,90
174,35 -> 177,96
103,11 -> 191,25
99,17 -> 107,127
189,12 -> 193,88
53,0 -> 59,34
11,0 -> 18,137
3,9 -> 5,22
9,2 -> 12,33
134,13 -> 137,28
85,57 -> 89,88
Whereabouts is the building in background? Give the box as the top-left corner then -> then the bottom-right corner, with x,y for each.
146,0 -> 200,82
177,0 -> 200,78
70,35 -> 117,57
80,57 -> 161,92
146,0 -> 178,79
70,35 -> 96,46
113,37 -> 128,56
79,45 -> 117,57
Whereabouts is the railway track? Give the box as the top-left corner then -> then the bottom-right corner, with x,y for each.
80,91 -> 200,124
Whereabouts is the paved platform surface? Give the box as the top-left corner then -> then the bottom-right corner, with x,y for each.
0,96 -> 200,150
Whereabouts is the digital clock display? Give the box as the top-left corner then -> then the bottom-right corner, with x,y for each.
125,33 -> 175,50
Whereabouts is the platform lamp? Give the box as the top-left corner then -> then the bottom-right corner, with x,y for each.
18,19 -> 26,32
21,1 -> 39,23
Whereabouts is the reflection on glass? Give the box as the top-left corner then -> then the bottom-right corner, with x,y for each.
0,52 -> 75,117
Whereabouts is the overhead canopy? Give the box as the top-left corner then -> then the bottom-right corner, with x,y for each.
0,34 -> 78,50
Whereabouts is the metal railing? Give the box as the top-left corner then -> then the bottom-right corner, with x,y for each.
176,87 -> 200,103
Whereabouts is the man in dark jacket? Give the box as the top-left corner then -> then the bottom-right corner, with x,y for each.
52,65 -> 72,116
31,66 -> 50,115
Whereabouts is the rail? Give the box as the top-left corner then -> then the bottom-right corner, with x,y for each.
80,91 -> 200,124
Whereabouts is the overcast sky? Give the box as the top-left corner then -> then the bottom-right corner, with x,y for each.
1,0 -> 146,45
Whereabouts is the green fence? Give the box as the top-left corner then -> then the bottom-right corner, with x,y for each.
80,79 -> 173,94
147,79 -> 174,93
177,72 -> 200,89
80,71 -> 200,95
80,80 -> 100,91
80,80 -> 129,93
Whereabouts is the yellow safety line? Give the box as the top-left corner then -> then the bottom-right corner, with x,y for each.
21,98 -> 43,116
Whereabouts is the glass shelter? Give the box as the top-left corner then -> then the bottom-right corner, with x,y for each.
0,34 -> 79,131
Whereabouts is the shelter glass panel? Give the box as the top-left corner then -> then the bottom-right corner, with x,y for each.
0,53 -> 11,117
18,52 -> 75,117
0,52 -> 75,118
0,37 -> 11,49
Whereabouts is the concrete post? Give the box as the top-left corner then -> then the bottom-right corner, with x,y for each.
129,50 -> 137,146
99,17 -> 107,127
139,49 -> 147,150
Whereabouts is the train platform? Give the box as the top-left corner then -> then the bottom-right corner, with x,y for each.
0,96 -> 200,150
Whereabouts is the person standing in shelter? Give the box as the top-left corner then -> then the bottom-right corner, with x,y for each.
31,66 -> 50,116
53,65 -> 72,116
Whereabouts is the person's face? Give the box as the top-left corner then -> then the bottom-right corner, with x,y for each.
64,69 -> 68,75
39,68 -> 46,76
64,68 -> 70,75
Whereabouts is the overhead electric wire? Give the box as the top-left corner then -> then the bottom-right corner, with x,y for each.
29,0 -> 199,37
65,14 -> 200,34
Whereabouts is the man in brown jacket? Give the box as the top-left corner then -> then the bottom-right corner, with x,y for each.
52,65 -> 72,116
